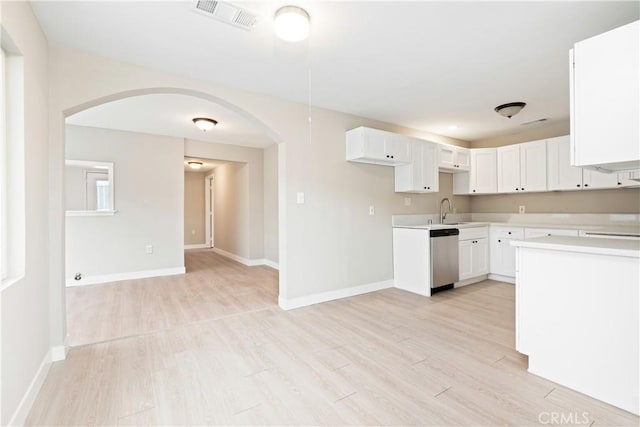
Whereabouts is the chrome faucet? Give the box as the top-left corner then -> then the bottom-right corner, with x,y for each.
440,198 -> 452,224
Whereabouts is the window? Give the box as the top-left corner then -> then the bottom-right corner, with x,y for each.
0,33 -> 26,288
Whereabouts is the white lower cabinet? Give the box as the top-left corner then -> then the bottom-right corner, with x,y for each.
489,226 -> 524,278
458,227 -> 489,281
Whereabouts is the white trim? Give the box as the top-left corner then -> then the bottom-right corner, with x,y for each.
205,173 -> 214,248
65,266 -> 186,287
454,275 -> 489,288
65,210 -> 116,217
51,335 -> 69,362
211,247 -> 279,269
488,273 -> 516,284
262,259 -> 279,270
278,279 -> 394,310
184,243 -> 208,250
7,349 -> 52,427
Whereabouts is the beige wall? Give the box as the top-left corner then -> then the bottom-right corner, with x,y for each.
65,125 -> 184,279
471,188 -> 640,214
263,144 -> 279,263
45,45 -> 486,346
212,162 -> 250,258
470,121 -> 640,214
184,171 -> 206,245
184,139 -> 265,259
0,2 -> 51,425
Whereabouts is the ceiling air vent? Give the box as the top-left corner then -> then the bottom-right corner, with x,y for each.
193,0 -> 257,30
520,118 -> 549,126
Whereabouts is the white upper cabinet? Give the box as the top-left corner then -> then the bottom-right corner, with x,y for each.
520,140 -> 547,192
346,127 -> 411,166
395,139 -> 439,193
453,148 -> 497,195
571,20 -> 639,172
497,140 -> 547,193
548,136 -> 584,191
470,149 -> 497,194
548,135 -> 635,190
438,145 -> 470,171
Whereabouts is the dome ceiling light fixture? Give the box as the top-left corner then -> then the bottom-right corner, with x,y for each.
495,102 -> 527,119
187,161 -> 203,170
274,5 -> 310,42
192,117 -> 218,132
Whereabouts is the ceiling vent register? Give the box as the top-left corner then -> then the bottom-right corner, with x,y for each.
194,0 -> 257,30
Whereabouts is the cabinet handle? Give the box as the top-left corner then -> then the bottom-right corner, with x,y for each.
391,155 -> 394,159
386,155 -> 390,158
427,186 -> 430,190
618,182 -> 622,185
521,188 -> 524,191
547,234 -> 551,236
498,239 -> 502,243
508,232 -> 512,235
577,184 -> 581,187
584,184 -> 588,187
424,186 -> 427,189
515,188 -> 519,191
472,190 -> 476,193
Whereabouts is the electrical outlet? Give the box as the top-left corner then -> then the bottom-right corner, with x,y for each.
369,205 -> 375,215
404,197 -> 411,207
519,205 -> 526,214
146,245 -> 153,254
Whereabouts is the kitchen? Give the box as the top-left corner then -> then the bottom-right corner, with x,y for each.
3,2 -> 640,426
346,20 -> 639,417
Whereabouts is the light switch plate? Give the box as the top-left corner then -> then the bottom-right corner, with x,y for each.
369,205 -> 375,215
296,192 -> 305,204
519,205 -> 526,214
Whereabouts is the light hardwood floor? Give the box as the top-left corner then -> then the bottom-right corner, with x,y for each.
27,250 -> 638,426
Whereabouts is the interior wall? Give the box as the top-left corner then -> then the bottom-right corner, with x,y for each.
184,171 -> 206,245
65,125 -> 184,280
212,162 -> 250,258
184,138 -> 265,259
470,124 -> 640,214
0,2 -> 51,425
263,144 -> 279,264
47,45 -> 473,342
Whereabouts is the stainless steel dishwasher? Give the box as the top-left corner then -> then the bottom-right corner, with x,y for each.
430,228 -> 459,293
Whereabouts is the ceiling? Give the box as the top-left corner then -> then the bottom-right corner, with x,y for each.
34,1 -> 639,142
66,94 -> 275,148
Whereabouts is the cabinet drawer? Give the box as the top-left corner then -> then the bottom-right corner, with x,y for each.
491,226 -> 524,240
459,226 -> 488,241
524,228 -> 579,239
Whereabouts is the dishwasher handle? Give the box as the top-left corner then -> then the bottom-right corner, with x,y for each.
430,228 -> 459,237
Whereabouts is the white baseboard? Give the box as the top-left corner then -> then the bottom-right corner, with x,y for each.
454,275 -> 489,288
278,279 -> 393,310
51,335 -> 69,362
184,244 -> 209,250
211,248 -> 278,270
8,350 -> 52,427
262,259 -> 279,270
488,273 -> 516,284
65,266 -> 186,287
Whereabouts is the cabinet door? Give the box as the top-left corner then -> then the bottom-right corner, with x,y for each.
520,140 -> 547,192
472,238 -> 489,276
470,149 -> 497,194
455,148 -> 471,171
394,141 -> 438,193
583,169 -> 619,189
572,21 -> 639,168
364,128 -> 388,161
490,238 -> 517,277
389,133 -> 411,164
547,136 -> 584,191
497,145 -> 521,193
439,145 -> 456,169
458,240 -> 473,280
617,172 -> 640,188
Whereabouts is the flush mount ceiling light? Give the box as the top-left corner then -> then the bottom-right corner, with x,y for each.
192,117 -> 218,132
495,102 -> 527,118
274,6 -> 310,42
188,161 -> 203,170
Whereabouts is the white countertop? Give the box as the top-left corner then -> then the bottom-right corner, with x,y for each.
511,236 -> 640,258
392,221 -> 640,237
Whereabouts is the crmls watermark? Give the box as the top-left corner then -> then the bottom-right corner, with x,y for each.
538,411 -> 591,425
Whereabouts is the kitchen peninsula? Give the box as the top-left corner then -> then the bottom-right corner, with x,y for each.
512,236 -> 640,415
